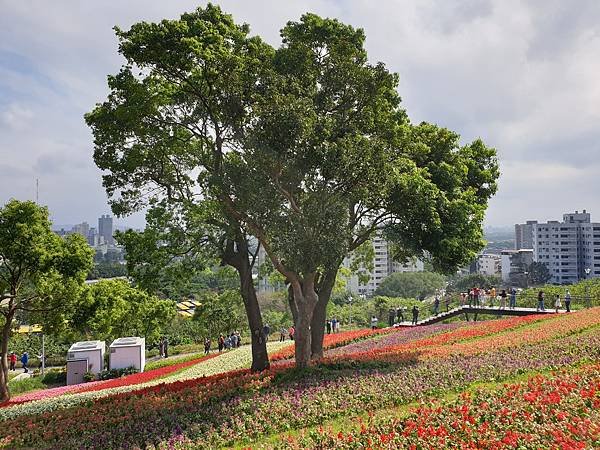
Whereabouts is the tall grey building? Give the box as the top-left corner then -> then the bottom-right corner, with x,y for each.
515,220 -> 537,249
532,210 -> 600,284
98,214 -> 114,246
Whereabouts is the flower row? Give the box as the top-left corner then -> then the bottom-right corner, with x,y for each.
280,363 -> 600,449
0,341 -> 289,420
1,320 -> 598,449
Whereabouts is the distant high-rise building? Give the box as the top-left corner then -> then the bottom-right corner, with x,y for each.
71,222 -> 90,239
533,210 -> 600,284
515,220 -> 537,249
98,214 -> 114,246
87,227 -> 99,246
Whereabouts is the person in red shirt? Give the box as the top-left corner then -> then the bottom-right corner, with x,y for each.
9,352 -> 17,371
288,325 -> 295,341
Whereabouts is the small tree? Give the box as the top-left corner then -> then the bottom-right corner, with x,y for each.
375,272 -> 446,299
0,200 -> 93,401
72,279 -> 175,343
527,262 -> 551,286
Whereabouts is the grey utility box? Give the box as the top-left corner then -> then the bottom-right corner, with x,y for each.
66,340 -> 105,385
109,337 -> 145,372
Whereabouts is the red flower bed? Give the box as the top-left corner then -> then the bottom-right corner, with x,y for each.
270,327 -> 394,361
285,363 -> 600,449
2,353 -> 218,408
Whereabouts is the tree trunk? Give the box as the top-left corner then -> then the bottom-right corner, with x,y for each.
291,276 -> 318,368
223,236 -> 270,372
0,310 -> 13,403
310,266 -> 338,361
237,255 -> 270,372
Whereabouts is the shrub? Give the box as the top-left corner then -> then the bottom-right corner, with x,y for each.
83,372 -> 96,382
98,367 -> 138,381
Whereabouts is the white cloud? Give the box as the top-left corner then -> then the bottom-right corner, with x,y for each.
1,0 -> 599,228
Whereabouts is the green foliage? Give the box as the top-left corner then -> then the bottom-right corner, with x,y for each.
0,200 -> 94,333
374,271 -> 446,299
7,376 -> 45,396
527,262 -> 552,285
192,289 -> 246,338
99,366 -> 138,380
83,371 -> 96,382
87,262 -> 127,280
450,273 -> 503,292
71,279 -> 175,343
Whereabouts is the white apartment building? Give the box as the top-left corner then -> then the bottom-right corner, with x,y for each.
533,210 -> 600,284
476,253 -> 502,276
254,234 -> 424,295
345,234 -> 424,296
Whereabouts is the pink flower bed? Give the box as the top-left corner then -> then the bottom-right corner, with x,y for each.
3,353 -> 216,407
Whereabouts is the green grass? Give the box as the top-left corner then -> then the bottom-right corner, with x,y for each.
7,376 -> 46,396
144,352 -> 206,371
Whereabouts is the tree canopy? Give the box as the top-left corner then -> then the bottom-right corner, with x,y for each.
0,200 -> 94,401
71,279 -> 175,343
374,271 -> 446,299
86,4 -> 499,368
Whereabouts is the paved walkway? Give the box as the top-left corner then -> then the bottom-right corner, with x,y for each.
396,305 -> 568,327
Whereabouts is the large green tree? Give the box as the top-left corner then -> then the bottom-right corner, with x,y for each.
86,5 -> 275,370
0,200 -> 93,401
86,5 -> 498,368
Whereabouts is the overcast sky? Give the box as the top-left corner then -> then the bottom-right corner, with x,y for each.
1,0 -> 599,229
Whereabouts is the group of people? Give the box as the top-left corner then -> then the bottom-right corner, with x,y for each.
7,351 -> 29,373
279,325 -> 295,341
462,286 -> 518,309
325,318 -> 341,334
215,331 -> 242,353
537,289 -> 572,313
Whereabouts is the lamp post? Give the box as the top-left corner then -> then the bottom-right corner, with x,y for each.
584,267 -> 591,308
348,294 -> 353,325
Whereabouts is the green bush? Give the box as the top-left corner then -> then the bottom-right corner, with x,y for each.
7,376 -> 45,396
41,369 -> 66,385
99,366 -> 138,380
83,371 -> 96,382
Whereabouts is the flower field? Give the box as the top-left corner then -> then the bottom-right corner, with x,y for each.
0,309 -> 598,449
281,364 -> 600,449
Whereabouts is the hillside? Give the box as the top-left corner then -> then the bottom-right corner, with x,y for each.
1,310 -> 599,449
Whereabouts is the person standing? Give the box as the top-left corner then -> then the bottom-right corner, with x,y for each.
326,320 -> 332,335
433,294 -> 440,315
554,294 -> 562,313
473,287 -> 480,307
235,331 -> 242,347
388,309 -> 396,327
158,337 -> 165,358
411,305 -> 419,325
397,307 -> 405,323
262,323 -> 271,342
288,325 -> 295,341
370,315 -> 378,330
444,294 -> 451,312
280,327 -> 287,342
490,286 -> 497,306
163,337 -> 169,358
510,287 -> 517,309
218,335 -> 225,353
20,352 -> 29,374
499,289 -> 507,309
564,289 -> 571,313
9,352 -> 17,371
537,290 -> 545,311
331,318 -> 337,333
204,338 -> 211,355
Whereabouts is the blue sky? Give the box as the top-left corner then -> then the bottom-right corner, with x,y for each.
1,0 -> 600,229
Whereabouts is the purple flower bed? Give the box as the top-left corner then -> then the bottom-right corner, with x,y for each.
325,322 -> 465,357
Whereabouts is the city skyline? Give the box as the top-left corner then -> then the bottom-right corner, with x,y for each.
2,1 -> 600,228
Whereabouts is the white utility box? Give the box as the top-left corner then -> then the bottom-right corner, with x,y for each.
66,340 -> 105,385
109,337 -> 145,372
